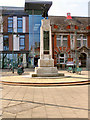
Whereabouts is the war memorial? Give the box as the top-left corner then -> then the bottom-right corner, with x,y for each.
25,0 -> 64,77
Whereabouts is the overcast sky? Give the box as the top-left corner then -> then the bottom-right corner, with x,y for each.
0,0 -> 89,17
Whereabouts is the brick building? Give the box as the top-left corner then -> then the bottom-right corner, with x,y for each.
0,6 -> 42,68
0,6 -> 90,69
49,13 -> 90,69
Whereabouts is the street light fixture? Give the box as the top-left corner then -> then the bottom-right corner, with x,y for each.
75,30 -> 78,69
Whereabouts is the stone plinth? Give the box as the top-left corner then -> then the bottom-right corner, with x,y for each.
38,59 -> 54,67
35,67 -> 58,74
31,67 -> 64,77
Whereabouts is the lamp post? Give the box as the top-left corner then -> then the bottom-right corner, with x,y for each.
12,25 -> 14,73
75,31 -> 78,70
32,10 -> 35,68
12,30 -> 14,73
12,50 -> 14,73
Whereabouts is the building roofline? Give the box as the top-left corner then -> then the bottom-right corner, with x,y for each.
49,15 -> 88,18
25,0 -> 52,4
0,6 -> 24,11
0,6 -> 89,18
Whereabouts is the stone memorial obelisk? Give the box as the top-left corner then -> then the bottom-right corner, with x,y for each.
31,18 -> 64,77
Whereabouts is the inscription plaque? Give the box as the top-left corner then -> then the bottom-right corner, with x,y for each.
43,31 -> 49,54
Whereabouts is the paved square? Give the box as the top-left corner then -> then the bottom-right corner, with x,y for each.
1,84 -> 88,119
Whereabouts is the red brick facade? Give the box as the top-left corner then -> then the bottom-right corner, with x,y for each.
3,16 -> 29,52
25,34 -> 29,51
68,35 -> 70,48
3,16 -> 8,33
9,34 -> 13,51
54,34 -> 57,48
26,17 -> 29,33
49,16 -> 89,67
88,35 -> 90,48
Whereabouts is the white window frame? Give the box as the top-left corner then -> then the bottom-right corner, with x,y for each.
83,36 -> 87,47
56,35 -> 61,47
63,35 -> 68,47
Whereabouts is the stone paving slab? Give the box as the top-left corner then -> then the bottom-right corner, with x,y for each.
1,84 -> 88,119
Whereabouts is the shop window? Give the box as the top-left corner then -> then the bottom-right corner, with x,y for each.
3,35 -> 9,50
8,17 -> 13,32
17,17 -> 22,33
19,35 -> 25,50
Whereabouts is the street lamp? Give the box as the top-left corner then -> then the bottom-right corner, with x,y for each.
12,50 -> 14,73
75,30 -> 78,70
32,10 -> 35,68
12,27 -> 14,73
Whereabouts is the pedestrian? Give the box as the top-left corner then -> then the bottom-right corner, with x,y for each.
79,60 -> 81,67
9,63 -> 12,71
21,65 -> 24,73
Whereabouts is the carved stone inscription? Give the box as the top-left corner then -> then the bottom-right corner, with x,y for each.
43,31 -> 49,54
